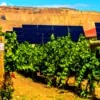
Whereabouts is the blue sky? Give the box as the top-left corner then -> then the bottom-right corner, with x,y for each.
0,0 -> 99,12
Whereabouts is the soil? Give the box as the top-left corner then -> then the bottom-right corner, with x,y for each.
12,73 -> 99,100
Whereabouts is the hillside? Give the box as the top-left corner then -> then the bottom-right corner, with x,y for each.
0,6 -> 100,32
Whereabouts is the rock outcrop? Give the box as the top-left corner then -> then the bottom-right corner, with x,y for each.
0,6 -> 100,33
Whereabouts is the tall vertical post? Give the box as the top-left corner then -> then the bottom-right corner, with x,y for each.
0,36 -> 4,87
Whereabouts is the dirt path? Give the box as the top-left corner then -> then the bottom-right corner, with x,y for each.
12,73 -> 89,100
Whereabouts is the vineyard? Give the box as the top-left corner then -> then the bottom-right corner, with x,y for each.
0,28 -> 100,99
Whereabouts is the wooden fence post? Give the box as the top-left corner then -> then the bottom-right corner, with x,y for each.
0,36 -> 4,87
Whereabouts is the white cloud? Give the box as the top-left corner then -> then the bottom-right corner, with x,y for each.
69,4 -> 90,8
1,2 -> 7,6
9,4 -> 13,6
0,2 -> 13,6
33,4 -> 91,9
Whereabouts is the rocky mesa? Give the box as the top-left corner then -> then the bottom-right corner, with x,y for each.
0,6 -> 100,33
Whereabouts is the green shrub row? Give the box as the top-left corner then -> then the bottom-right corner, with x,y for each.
2,29 -> 100,98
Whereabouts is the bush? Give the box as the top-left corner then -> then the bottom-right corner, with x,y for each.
1,28 -> 100,98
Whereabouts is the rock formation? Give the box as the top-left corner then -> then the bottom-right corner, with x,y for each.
0,6 -> 100,33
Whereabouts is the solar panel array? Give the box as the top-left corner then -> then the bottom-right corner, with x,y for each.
67,26 -> 84,41
6,25 -> 85,44
13,27 -> 24,43
95,23 -> 100,40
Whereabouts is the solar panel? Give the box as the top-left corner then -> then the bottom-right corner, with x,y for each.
13,28 -> 23,36
95,23 -> 100,28
11,25 -> 86,43
68,26 -> 84,33
95,23 -> 100,40
53,25 -> 68,37
24,34 -> 39,39
97,32 -> 100,36
16,39 -> 25,43
70,34 -> 78,41
37,33 -> 43,44
23,30 -> 39,36
15,31 -> 23,35
22,25 -> 38,29
70,30 -> 84,35
22,29 -> 38,32
98,37 -> 100,40
22,25 -> 39,34
18,40 -> 24,43
96,28 -> 100,37
70,31 -> 83,42
69,30 -> 84,34
96,27 -> 100,32
67,26 -> 84,41
10,27 -> 24,43
97,34 -> 100,39
38,25 -> 53,32
24,37 -> 41,44
23,33 -> 41,44
13,27 -> 22,32
38,25 -> 53,37
17,34 -> 24,40
43,37 -> 51,43
42,33 -> 52,37
34,38 -> 42,44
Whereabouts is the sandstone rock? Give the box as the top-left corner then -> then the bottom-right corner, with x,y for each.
0,6 -> 99,33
